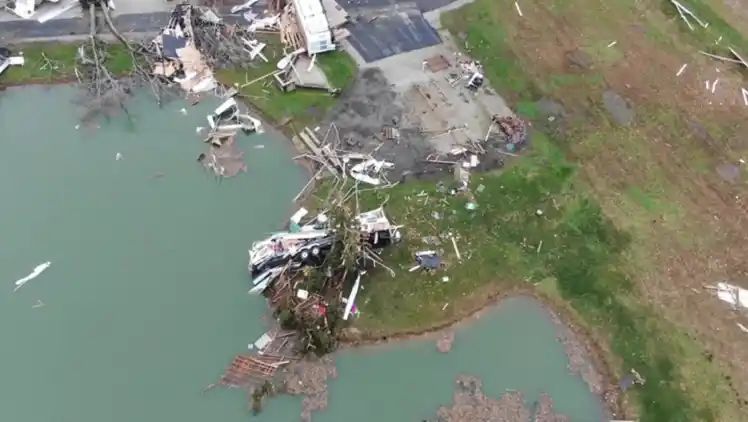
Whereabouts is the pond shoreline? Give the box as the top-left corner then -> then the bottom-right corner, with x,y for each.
6,78 -> 623,421
340,288 -> 623,419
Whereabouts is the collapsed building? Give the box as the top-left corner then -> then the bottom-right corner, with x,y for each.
248,206 -> 402,295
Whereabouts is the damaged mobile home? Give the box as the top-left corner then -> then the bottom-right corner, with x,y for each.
248,206 -> 401,294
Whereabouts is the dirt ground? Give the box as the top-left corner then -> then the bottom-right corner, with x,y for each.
326,27 -> 514,182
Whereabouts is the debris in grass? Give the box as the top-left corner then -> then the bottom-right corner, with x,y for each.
670,0 -> 709,31
711,282 -> 748,309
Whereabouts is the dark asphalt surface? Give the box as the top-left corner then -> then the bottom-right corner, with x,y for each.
0,12 -> 172,42
346,7 -> 441,62
338,0 -> 454,12
1,0 -> 455,63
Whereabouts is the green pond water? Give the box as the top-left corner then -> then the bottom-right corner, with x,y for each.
0,86 -> 604,421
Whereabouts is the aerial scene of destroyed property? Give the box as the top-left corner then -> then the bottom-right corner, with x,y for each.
2,0 -> 748,421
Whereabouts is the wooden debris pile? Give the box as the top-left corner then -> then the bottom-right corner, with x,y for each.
74,1 -> 275,119
293,123 -> 397,200
491,115 -> 528,149
217,354 -> 291,387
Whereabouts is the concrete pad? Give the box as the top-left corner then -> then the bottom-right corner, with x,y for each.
292,55 -> 333,90
352,29 -> 511,154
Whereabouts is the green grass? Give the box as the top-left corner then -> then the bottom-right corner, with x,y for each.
1,42 -> 132,85
216,39 -> 357,128
353,132 -> 723,421
658,0 -> 748,55
340,0 -> 745,420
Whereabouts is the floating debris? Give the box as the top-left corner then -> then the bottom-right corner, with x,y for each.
13,261 -> 51,292
435,375 -> 531,421
436,331 -> 455,353
217,355 -> 290,387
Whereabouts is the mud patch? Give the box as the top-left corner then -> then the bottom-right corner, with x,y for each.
326,67 -> 444,181
602,90 -> 634,126
716,163 -> 741,183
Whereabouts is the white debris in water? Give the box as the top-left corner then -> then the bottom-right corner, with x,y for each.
115,152 -> 123,161
180,108 -> 188,115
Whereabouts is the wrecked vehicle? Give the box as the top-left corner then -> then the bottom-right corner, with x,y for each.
248,229 -> 335,280
248,207 -> 402,293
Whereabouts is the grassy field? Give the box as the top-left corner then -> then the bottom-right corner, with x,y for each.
336,0 -> 748,420
1,42 -> 132,85
215,40 -> 357,129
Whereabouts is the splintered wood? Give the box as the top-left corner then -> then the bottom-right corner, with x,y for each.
280,5 -> 304,50
219,355 -> 289,386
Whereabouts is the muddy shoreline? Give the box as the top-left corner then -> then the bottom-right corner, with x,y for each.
339,288 -> 625,419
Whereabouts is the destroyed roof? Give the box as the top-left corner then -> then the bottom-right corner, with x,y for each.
162,35 -> 187,59
292,0 -> 332,35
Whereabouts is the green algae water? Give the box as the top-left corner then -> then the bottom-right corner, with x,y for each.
0,86 -> 604,421
0,85 -> 306,421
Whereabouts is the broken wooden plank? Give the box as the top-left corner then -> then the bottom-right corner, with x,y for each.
699,50 -> 742,64
729,47 -> 748,68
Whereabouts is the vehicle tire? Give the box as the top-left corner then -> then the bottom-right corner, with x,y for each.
311,246 -> 320,256
299,250 -> 310,261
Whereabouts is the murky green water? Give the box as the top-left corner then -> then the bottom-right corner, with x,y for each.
1,86 -> 603,421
